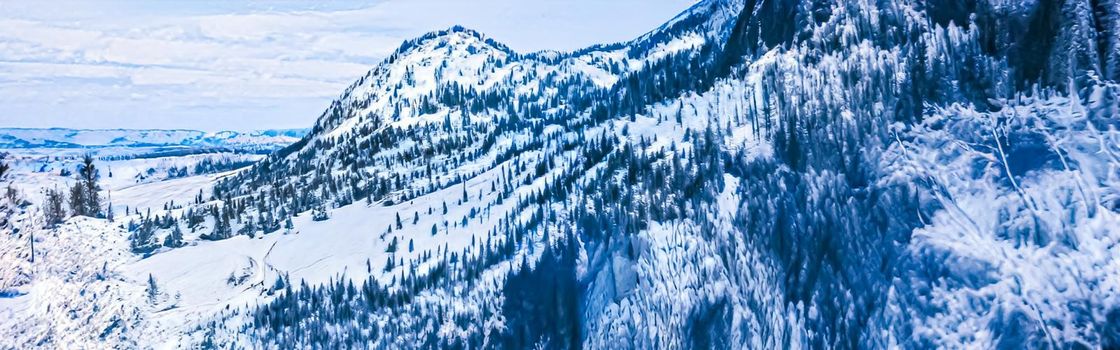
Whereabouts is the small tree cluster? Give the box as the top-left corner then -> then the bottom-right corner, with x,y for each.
68,155 -> 102,218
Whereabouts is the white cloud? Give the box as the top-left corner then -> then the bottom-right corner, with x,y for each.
0,0 -> 695,131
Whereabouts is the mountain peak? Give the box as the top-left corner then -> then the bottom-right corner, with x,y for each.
306,25 -> 518,140
384,25 -> 516,65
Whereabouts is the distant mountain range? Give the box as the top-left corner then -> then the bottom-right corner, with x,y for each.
0,127 -> 308,151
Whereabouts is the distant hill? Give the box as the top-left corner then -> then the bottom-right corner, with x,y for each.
0,127 -> 308,151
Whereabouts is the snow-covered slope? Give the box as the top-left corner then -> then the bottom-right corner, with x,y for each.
3,0 -> 1120,348
0,217 -> 151,349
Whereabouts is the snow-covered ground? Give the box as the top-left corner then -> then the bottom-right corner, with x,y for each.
2,0 -> 1118,347
0,68 -> 785,349
0,137 -> 296,348
0,217 -> 150,348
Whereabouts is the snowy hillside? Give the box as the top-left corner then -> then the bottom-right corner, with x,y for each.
2,0 -> 1120,349
0,128 -> 307,151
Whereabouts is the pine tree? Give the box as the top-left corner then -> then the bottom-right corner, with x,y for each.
130,214 -> 158,254
164,223 -> 184,248
68,181 -> 87,217
384,256 -> 395,272
78,154 -> 101,217
206,210 -> 232,240
43,187 -> 66,227
147,274 -> 159,303
386,237 -> 398,253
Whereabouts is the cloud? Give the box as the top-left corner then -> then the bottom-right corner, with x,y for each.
0,0 -> 695,131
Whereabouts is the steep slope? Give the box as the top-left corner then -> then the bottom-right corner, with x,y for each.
195,0 -> 1120,348
188,0 -> 1115,347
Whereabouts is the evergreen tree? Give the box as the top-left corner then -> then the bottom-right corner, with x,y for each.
43,187 -> 66,227
205,210 -> 232,240
68,181 -> 87,217
147,274 -> 159,303
386,237 -> 399,253
164,223 -> 184,248
77,154 -> 101,217
384,256 -> 395,272
130,214 -> 158,254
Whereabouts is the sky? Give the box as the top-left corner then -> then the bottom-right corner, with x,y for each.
0,0 -> 696,132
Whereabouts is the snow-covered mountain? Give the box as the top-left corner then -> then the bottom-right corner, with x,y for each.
2,0 -> 1119,348
0,128 -> 308,151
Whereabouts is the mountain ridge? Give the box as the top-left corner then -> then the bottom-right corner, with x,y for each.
211,0 -> 1120,347
199,0 -> 1120,347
